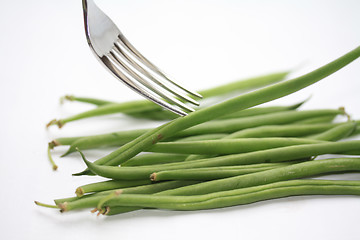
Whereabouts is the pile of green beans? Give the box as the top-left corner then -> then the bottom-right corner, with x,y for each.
36,46 -> 360,217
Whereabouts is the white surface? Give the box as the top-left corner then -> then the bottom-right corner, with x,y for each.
1,0 -> 360,239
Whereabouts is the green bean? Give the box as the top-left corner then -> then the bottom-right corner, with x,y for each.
151,162 -> 298,181
345,120 -> 360,138
58,180 -> 200,211
307,121 -> 356,141
60,95 -> 115,106
81,141 -> 360,180
225,123 -> 342,139
148,138 -> 324,155
47,145 -> 58,171
100,180 -> 360,213
155,157 -> 360,195
74,46 -> 360,176
122,181 -> 200,194
170,133 -> 228,162
46,101 -> 156,128
177,109 -> 343,136
75,179 -> 152,197
121,153 -> 188,167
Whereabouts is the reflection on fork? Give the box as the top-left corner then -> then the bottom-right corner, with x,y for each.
82,0 -> 202,116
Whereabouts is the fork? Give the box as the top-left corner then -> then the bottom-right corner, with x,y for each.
82,0 -> 202,116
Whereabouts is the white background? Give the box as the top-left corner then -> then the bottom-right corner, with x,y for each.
1,0 -> 360,239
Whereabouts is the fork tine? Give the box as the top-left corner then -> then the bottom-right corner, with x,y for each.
109,50 -> 195,113
117,33 -> 203,99
113,41 -> 200,106
101,54 -> 188,116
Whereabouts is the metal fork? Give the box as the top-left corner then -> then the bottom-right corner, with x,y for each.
82,0 -> 202,116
